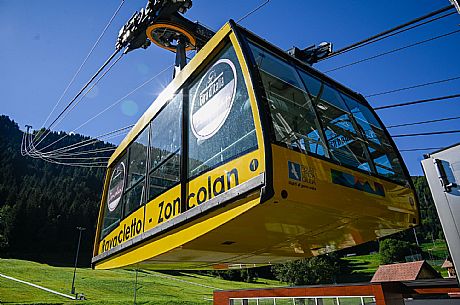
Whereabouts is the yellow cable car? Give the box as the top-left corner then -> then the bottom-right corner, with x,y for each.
92,21 -> 419,270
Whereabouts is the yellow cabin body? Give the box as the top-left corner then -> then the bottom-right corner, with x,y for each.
92,21 -> 419,270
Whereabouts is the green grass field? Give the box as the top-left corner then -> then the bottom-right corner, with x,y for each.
0,259 -> 281,305
420,240 -> 449,276
0,241 -> 451,304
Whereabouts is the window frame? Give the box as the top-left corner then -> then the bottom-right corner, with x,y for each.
248,41 -> 329,159
147,92 -> 183,203
185,41 -> 259,182
122,125 -> 150,219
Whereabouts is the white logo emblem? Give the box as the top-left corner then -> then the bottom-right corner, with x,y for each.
107,162 -> 125,212
190,58 -> 237,140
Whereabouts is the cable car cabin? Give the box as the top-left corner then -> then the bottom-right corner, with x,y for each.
92,21 -> 419,270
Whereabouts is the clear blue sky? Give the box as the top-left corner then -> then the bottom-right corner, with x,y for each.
1,0 -> 459,175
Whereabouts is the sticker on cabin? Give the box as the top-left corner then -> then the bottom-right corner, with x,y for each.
107,162 -> 125,212
288,161 -> 317,190
190,58 -> 237,140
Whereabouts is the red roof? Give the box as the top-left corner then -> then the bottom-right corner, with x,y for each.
442,259 -> 454,269
371,261 -> 441,283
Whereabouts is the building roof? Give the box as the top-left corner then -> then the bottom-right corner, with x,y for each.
371,261 -> 441,283
442,259 -> 454,269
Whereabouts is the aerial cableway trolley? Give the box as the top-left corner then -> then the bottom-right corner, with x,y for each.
92,18 -> 419,270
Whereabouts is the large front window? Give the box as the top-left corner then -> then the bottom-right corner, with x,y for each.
341,93 -> 405,183
250,43 -> 327,157
249,41 -> 406,183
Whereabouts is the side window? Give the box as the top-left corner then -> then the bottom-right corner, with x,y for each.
341,94 -> 406,183
148,93 -> 182,200
298,70 -> 322,98
123,127 -> 149,217
101,156 -> 126,238
313,83 -> 372,172
188,43 -> 258,178
250,43 -> 327,156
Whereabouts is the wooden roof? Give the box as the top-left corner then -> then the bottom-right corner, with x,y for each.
371,260 -> 441,283
442,259 -> 454,269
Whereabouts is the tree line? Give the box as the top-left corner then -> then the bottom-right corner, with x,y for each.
0,115 -> 112,265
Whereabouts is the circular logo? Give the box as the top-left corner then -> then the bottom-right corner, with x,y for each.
190,58 -> 237,140
107,162 -> 125,212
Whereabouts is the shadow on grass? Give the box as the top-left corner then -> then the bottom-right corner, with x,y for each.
336,259 -> 375,283
136,269 -> 200,279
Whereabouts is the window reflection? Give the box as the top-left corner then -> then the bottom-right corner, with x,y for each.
188,44 -> 258,178
341,94 -> 406,183
250,43 -> 327,156
313,84 -> 371,172
249,40 -> 407,184
148,94 -> 182,201
124,127 -> 149,217
127,127 -> 149,188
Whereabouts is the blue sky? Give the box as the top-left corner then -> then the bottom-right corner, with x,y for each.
1,0 -> 459,175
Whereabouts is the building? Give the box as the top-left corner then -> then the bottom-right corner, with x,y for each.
214,261 -> 460,305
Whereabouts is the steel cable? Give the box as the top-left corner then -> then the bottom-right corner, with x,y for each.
320,5 -> 455,60
40,0 -> 126,129
374,93 -> 460,110
325,29 -> 460,73
366,75 -> 460,97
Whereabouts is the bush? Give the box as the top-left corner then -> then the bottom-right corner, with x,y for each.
209,268 -> 257,283
272,255 -> 340,286
379,238 -> 421,264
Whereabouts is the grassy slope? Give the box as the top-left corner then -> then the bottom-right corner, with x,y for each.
0,259 -> 281,305
0,242 -> 451,304
420,240 -> 450,276
341,240 -> 450,280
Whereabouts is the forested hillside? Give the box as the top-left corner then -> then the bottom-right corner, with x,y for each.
0,115 -> 112,265
0,114 -> 445,267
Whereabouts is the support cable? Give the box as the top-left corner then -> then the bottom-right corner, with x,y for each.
400,147 -> 444,152
392,130 -> 460,138
26,126 -> 131,166
30,64 -> 169,159
366,75 -> 460,97
46,155 -> 111,161
31,53 -> 125,153
387,115 -> 460,128
73,65 -> 172,133
374,93 -> 460,110
40,0 -> 126,129
236,0 -> 270,23
325,28 -> 460,73
320,5 -> 455,60
30,49 -> 123,151
42,147 -> 117,158
327,11 -> 456,60
51,53 -> 124,132
26,63 -> 168,163
28,125 -> 132,158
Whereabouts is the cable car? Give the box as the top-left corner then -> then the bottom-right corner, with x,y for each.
92,20 -> 419,270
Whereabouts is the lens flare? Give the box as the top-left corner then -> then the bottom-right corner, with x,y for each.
121,100 -> 138,116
